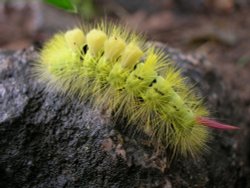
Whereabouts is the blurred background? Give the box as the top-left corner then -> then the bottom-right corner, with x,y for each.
0,0 -> 249,109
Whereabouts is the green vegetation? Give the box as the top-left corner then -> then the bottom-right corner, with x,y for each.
43,0 -> 95,18
44,0 -> 76,12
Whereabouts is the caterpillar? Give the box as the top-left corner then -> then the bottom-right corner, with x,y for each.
35,22 -> 239,158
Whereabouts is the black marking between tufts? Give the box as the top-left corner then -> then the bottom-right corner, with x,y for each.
133,64 -> 138,70
116,55 -> 121,62
101,51 -> 104,57
137,97 -> 144,102
82,44 -> 88,54
154,88 -> 164,96
134,74 -> 144,81
149,78 -> 157,87
173,105 -> 179,111
133,62 -> 144,70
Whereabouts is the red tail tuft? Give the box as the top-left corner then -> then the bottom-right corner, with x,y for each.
196,117 -> 240,130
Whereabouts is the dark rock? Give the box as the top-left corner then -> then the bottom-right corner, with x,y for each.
0,46 -> 248,188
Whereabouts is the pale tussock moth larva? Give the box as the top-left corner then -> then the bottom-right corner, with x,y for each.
34,22 -> 239,158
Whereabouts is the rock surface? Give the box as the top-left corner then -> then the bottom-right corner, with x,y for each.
0,46 -> 248,188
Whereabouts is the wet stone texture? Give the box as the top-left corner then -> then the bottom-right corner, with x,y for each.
0,46 -> 248,188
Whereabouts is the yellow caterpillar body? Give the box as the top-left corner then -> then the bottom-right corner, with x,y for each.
35,23 -> 238,158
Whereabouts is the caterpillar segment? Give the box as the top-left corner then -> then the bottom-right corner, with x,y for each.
36,25 -> 239,158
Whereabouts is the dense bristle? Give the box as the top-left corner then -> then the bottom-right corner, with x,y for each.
34,21 -> 237,158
